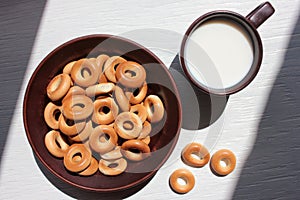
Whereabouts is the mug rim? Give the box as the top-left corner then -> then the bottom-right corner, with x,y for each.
179,10 -> 263,95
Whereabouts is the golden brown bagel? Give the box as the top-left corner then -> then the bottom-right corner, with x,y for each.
63,143 -> 92,172
86,83 -> 115,97
137,121 -> 151,139
44,102 -> 61,129
47,74 -> 72,101
44,130 -> 69,158
96,54 -> 109,71
99,158 -> 127,176
58,114 -> 86,136
92,97 -> 119,125
210,149 -> 236,176
62,86 -> 85,104
141,136 -> 150,145
103,56 -> 126,83
126,82 -> 147,104
114,86 -> 130,112
78,157 -> 98,176
114,112 -> 143,139
169,168 -> 195,194
71,58 -> 99,87
62,95 -> 94,120
130,103 -> 147,123
69,120 -> 93,142
144,95 -> 164,123
121,139 -> 150,161
115,61 -> 146,88
89,125 -> 118,154
63,61 -> 76,74
181,143 -> 210,168
100,146 -> 123,160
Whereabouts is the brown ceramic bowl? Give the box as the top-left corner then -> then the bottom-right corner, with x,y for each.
23,34 -> 182,192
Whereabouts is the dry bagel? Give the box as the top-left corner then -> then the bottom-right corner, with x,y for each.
121,139 -> 150,161
44,102 -> 61,130
63,143 -> 92,172
92,97 -> 119,125
181,142 -> 210,168
169,168 -> 195,194
44,130 -> 69,158
71,58 -> 99,87
99,158 -> 127,176
210,149 -> 236,176
114,112 -> 143,139
62,95 -> 94,121
47,74 -> 72,101
115,61 -> 146,88
89,125 -> 118,154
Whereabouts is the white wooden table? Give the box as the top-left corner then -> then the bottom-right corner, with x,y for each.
1,0 -> 300,199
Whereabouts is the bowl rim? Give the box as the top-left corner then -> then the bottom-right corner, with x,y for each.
23,34 -> 182,192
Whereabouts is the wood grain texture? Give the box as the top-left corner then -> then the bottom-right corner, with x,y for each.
1,0 -> 300,199
0,0 -> 46,166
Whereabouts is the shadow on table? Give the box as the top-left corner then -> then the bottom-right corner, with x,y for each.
35,155 -> 153,200
0,1 -> 46,166
169,54 -> 229,130
232,13 -> 300,199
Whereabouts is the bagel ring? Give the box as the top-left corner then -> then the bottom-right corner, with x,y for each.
141,136 -> 150,145
63,143 -> 92,172
144,95 -> 164,123
116,61 -> 146,88
73,156 -> 98,176
69,120 -> 93,142
121,139 -> 150,161
169,168 -> 195,194
99,158 -> 127,176
62,86 -> 85,104
126,82 -> 148,104
92,97 -> 119,125
58,114 -> 86,136
89,125 -> 118,154
98,73 -> 108,83
181,143 -> 210,168
210,149 -> 236,176
114,86 -> 130,112
62,95 -> 94,121
47,73 -> 72,101
103,56 -> 126,83
86,83 -> 115,97
63,61 -> 76,74
137,121 -> 152,139
114,112 -> 143,139
71,58 -> 99,87
96,55 -> 109,84
130,103 -> 147,123
88,57 -> 98,67
96,54 -> 109,72
44,102 -> 61,129
100,146 -> 122,160
44,130 -> 69,158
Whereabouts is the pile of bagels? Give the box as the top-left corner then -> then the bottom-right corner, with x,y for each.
43,54 -> 165,176
169,142 -> 236,194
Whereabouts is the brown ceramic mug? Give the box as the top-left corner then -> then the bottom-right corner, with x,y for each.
180,2 -> 275,95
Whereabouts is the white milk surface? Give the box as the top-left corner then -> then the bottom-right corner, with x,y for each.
184,18 -> 254,90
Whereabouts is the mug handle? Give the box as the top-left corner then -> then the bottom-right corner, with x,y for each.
246,1 -> 275,29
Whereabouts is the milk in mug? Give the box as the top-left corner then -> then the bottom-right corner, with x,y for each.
184,18 -> 254,90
